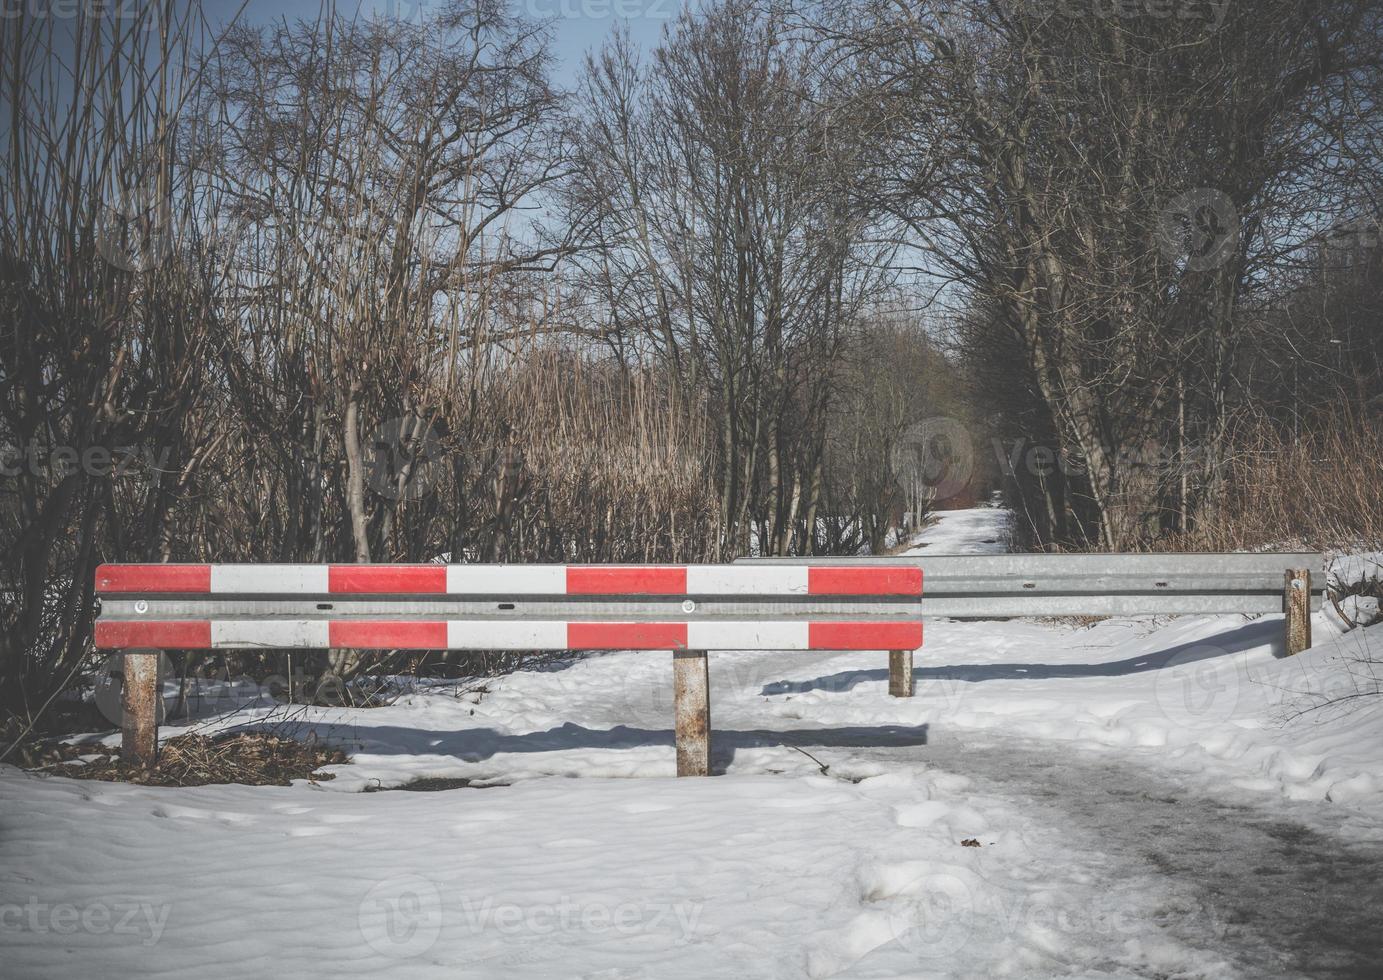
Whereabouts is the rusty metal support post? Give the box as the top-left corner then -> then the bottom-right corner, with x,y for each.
889,649 -> 914,697
673,650 -> 710,776
1285,569 -> 1312,656
121,651 -> 160,768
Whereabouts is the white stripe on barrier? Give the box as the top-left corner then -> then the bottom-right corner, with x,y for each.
446,565 -> 567,595
446,620 -> 568,649
687,621 -> 809,649
685,566 -> 809,595
210,565 -> 329,594
210,620 -> 330,647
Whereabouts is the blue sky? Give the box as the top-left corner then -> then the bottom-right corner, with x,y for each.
207,0 -> 682,87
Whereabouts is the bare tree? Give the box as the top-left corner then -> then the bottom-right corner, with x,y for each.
0,5 -> 228,734
832,0 -> 1382,548
564,1 -> 894,555
195,0 -> 571,569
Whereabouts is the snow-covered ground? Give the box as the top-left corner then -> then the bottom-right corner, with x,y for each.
4,508 -> 1383,978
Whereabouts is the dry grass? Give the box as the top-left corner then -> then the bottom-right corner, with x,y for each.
1159,411 -> 1383,554
496,351 -> 722,562
1033,615 -> 1109,629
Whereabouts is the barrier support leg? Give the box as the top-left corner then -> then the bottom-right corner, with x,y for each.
1285,569 -> 1312,656
889,649 -> 914,698
674,650 -> 711,776
121,651 -> 160,768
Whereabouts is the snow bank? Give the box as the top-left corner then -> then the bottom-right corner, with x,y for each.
0,736 -> 1233,979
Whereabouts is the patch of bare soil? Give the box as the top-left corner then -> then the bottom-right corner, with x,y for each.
362,776 -> 507,792
30,732 -> 347,787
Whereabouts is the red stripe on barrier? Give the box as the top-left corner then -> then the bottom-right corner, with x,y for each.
808,622 -> 923,650
807,567 -> 922,596
95,620 -> 211,649
95,564 -> 211,594
566,566 -> 688,595
328,621 -> 448,649
567,622 -> 689,649
328,565 -> 447,594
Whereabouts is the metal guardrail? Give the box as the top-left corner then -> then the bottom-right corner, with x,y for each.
92,562 -> 925,651
92,553 -> 1323,776
735,553 -> 1325,617
93,562 -> 926,775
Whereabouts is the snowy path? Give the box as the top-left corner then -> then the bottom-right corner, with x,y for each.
4,506 -> 1383,978
901,506 -> 1013,555
836,508 -> 1383,977
848,730 -> 1383,979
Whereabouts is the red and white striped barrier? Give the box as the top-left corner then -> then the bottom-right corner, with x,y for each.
95,561 -> 926,775
94,563 -> 922,597
95,562 -> 923,652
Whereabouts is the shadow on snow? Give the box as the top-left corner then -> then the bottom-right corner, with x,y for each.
761,617 -> 1284,696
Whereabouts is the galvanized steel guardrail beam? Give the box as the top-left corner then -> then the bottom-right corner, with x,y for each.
735,552 -> 1325,617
